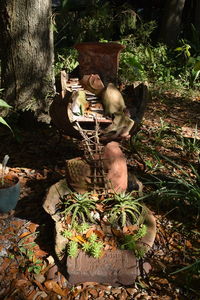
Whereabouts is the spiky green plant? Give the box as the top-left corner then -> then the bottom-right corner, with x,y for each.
76,222 -> 90,234
61,192 -> 98,225
67,241 -> 78,258
103,191 -> 145,227
82,242 -> 91,252
89,241 -> 104,258
61,229 -> 73,239
88,233 -> 98,243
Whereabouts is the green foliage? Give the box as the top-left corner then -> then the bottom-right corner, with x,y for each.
27,259 -> 43,274
88,233 -> 98,243
143,156 -> 200,214
75,222 -> 90,233
60,190 -> 147,259
120,224 -> 147,258
103,191 -> 145,227
17,232 -> 43,274
61,229 -> 73,238
0,89 -> 13,132
54,48 -> 78,76
89,241 -> 104,258
178,125 -> 200,155
61,191 -> 98,225
171,259 -> 200,276
119,39 -> 177,85
53,2 -> 200,92
82,241 -> 91,252
174,37 -> 200,88
67,240 -> 79,257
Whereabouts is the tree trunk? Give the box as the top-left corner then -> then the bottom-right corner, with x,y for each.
159,0 -> 186,47
194,0 -> 200,33
0,0 -> 54,118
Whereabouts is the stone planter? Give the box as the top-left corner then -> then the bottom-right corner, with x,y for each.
43,179 -> 156,286
74,42 -> 125,84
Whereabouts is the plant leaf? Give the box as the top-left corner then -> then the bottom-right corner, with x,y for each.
0,117 -> 13,132
0,99 -> 12,108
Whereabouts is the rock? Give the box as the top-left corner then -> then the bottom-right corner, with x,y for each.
66,250 -> 140,286
43,179 -> 69,221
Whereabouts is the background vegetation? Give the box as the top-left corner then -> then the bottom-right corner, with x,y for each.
53,0 -> 200,97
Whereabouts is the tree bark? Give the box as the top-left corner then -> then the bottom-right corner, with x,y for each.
159,0 -> 186,47
194,0 -> 200,33
0,0 -> 54,117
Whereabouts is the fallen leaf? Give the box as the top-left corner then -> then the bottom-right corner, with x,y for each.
111,228 -> 123,238
29,223 -> 38,233
13,279 -> 31,288
4,227 -> 15,234
10,220 -> 25,227
93,229 -> 105,239
82,282 -> 98,289
88,288 -> 98,297
34,249 -> 48,257
123,224 -> 138,234
44,280 -> 69,297
33,279 -> 45,291
185,240 -> 192,248
76,235 -> 87,244
19,231 -> 31,239
86,228 -> 94,239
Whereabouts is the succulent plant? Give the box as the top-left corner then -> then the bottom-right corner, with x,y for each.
61,229 -> 73,239
61,191 -> 98,225
67,241 -> 79,257
89,241 -> 104,258
82,241 -> 91,252
76,222 -> 90,233
88,233 -> 98,243
120,224 -> 147,257
103,191 -> 145,227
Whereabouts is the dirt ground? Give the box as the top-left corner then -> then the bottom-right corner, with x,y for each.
0,93 -> 199,299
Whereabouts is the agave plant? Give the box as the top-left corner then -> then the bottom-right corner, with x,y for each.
103,191 -> 145,227
61,192 -> 98,226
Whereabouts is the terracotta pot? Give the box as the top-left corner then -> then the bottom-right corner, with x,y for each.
74,42 -> 125,84
0,174 -> 20,213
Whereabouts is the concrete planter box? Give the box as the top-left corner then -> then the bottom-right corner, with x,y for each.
43,179 -> 156,286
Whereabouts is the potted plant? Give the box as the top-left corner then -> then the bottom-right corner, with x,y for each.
43,180 -> 156,286
0,93 -> 20,213
0,155 -> 20,213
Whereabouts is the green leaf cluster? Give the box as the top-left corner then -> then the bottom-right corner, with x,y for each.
67,240 -> 79,257
0,90 -> 12,132
120,224 -> 147,258
103,191 -> 145,227
61,192 -> 98,225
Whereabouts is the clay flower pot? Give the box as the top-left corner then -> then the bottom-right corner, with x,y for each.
74,42 -> 125,84
0,174 -> 20,213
